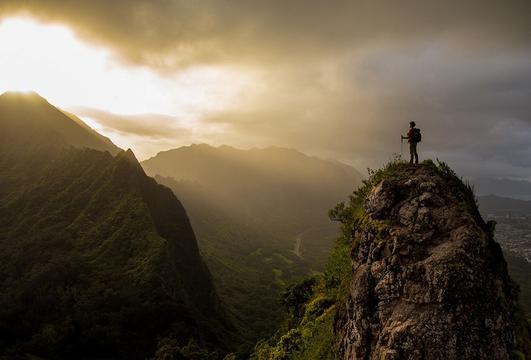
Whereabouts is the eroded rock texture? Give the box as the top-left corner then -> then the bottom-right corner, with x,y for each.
337,164 -> 529,360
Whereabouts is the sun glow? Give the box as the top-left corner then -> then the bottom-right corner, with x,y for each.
0,16 -> 250,119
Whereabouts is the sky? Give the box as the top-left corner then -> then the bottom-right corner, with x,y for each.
0,0 -> 530,180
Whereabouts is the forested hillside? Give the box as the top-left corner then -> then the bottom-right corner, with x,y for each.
0,93 -> 232,359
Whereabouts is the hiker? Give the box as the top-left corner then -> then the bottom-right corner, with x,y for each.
402,121 -> 421,165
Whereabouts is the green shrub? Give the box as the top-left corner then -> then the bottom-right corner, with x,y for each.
301,296 -> 334,324
283,277 -> 318,321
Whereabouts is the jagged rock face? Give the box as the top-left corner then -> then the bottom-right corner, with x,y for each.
337,165 -> 524,360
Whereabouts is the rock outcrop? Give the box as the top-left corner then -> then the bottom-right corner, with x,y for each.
337,162 -> 530,360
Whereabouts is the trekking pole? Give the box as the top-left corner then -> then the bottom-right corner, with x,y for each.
400,136 -> 403,157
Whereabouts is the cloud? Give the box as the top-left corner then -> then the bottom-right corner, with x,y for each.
200,44 -> 531,177
69,107 -> 202,159
72,107 -> 191,139
1,0 -> 531,69
1,1 -> 531,179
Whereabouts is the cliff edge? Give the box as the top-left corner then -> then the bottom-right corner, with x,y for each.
336,161 -> 530,360
250,160 -> 529,360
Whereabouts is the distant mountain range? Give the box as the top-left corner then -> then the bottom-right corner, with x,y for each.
141,144 -> 363,347
473,177 -> 531,200
478,194 -> 531,216
142,144 -> 363,265
0,92 -> 232,359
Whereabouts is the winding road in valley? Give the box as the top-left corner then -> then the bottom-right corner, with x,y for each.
293,233 -> 303,258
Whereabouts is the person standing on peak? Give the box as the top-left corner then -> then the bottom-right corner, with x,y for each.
402,121 -> 421,165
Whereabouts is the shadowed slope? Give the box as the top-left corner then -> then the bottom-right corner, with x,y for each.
0,94 -> 233,359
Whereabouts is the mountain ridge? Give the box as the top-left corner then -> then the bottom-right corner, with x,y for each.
143,143 -> 363,187
478,194 -> 531,215
0,91 -> 120,156
0,93 -> 233,359
473,177 -> 531,200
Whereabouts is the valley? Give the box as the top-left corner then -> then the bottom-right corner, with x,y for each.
143,146 -> 362,353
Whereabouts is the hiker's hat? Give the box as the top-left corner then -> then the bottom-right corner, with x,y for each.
409,121 -> 416,127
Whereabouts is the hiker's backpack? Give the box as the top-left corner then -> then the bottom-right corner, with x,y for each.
413,128 -> 422,143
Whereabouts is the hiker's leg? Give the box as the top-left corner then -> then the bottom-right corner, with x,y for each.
409,143 -> 414,164
413,143 -> 419,164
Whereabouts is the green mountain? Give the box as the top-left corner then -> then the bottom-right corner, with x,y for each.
0,92 -> 232,359
141,144 -> 362,351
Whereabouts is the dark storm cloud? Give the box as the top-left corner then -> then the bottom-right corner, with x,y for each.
1,0 -> 531,69
202,45 -> 531,176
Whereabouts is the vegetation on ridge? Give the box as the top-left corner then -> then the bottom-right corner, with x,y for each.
0,93 -> 235,359
0,147 -> 234,359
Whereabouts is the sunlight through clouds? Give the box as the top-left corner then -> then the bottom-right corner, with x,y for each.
0,16 -> 252,121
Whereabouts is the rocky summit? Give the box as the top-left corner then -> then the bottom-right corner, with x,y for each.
336,161 -> 530,360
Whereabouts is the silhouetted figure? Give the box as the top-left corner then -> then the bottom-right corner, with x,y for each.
402,121 -> 421,164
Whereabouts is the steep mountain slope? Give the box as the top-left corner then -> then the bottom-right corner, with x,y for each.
0,93 -> 232,359
141,144 -> 362,348
253,160 -> 530,359
154,174 -> 319,350
0,91 -> 120,156
336,162 -> 529,359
